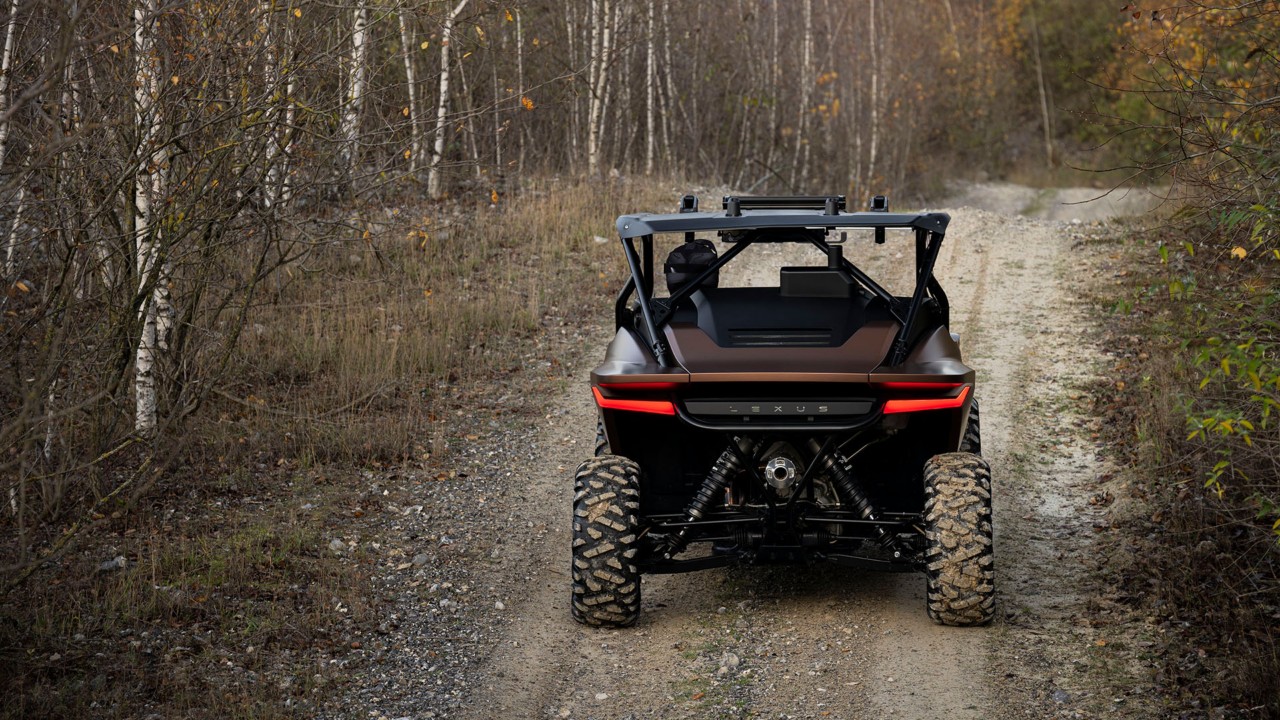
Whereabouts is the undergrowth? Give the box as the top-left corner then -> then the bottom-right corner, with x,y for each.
0,176 -> 683,719
1096,218 -> 1280,716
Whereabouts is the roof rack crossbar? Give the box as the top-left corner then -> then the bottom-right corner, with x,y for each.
721,195 -> 846,214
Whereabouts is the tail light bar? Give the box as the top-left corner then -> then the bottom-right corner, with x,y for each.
593,381 -> 970,416
592,385 -> 677,416
881,384 -> 971,414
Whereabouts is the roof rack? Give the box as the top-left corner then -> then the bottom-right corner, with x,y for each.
721,195 -> 846,217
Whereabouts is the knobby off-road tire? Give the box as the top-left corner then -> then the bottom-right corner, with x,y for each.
594,415 -> 609,456
960,399 -> 981,455
923,452 -> 995,627
571,455 -> 642,627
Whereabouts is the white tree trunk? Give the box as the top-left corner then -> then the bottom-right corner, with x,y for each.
261,0 -> 285,208
1,0 -> 21,276
866,0 -> 880,193
792,0 -> 813,189
563,2 -> 579,161
399,7 -> 421,174
586,0 -> 613,177
342,0 -> 370,184
660,0 -> 674,168
767,2 -> 780,173
644,0 -> 655,175
282,18 -> 296,205
515,7 -> 526,172
134,0 -> 167,437
491,51 -> 501,172
4,185 -> 23,277
427,0 -> 469,198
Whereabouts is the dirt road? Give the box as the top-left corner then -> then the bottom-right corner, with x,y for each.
337,185 -> 1164,720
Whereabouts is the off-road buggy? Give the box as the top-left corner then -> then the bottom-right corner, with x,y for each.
572,195 -> 992,628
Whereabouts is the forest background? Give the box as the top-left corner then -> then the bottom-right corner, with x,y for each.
0,0 -> 1277,716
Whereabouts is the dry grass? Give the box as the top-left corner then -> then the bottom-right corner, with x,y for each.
207,177 -> 674,465
1,176 -> 684,719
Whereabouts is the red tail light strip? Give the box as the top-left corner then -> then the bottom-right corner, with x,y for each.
882,385 -> 971,414
592,386 -> 676,416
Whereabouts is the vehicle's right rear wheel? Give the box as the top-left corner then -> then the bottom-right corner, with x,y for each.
923,451 -> 995,627
571,455 -> 642,627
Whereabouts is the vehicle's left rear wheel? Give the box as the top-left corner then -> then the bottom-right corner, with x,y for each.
571,455 -> 642,627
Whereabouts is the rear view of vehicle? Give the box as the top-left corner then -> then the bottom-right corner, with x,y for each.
572,195 -> 992,628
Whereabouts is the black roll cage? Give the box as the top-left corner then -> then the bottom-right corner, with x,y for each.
612,195 -> 951,368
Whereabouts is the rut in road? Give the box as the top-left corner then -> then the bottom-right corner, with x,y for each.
462,191 -> 1154,720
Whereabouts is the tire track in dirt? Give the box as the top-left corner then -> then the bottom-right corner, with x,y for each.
459,188 -> 1158,720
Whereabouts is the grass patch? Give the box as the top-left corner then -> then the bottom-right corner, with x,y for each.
205,177 -> 670,466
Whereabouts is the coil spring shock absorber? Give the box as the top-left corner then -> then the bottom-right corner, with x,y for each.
806,439 -> 904,558
663,436 -> 759,558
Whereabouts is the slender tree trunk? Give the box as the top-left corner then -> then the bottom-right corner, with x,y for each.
515,8 -> 526,173
452,38 -> 481,179
941,0 -> 959,60
4,185 -> 22,277
399,6 -> 422,174
866,0 -> 880,193
1029,7 -> 1054,168
492,52 -> 501,174
586,0 -> 613,177
563,2 -> 579,163
262,0 -> 287,208
134,0 -> 167,437
282,13 -> 296,205
428,0 -> 469,198
644,0 -> 656,175
791,0 -> 813,189
1,0 -> 21,276
0,0 -> 17,171
341,0 -> 370,187
660,0 -> 674,169
766,2 -> 780,174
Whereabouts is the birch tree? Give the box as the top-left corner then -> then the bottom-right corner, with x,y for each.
427,0 -> 469,198
791,0 -> 813,189
399,5 -> 422,174
133,0 -> 168,436
644,0 -> 655,175
1,0 -> 22,277
341,0 -> 370,187
585,0 -> 613,177
260,0 -> 289,209
865,0 -> 881,194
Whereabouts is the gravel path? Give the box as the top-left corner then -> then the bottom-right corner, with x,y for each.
327,184 -> 1163,720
